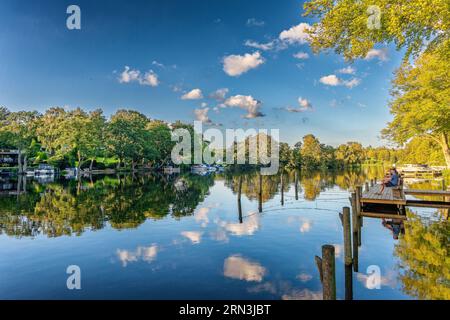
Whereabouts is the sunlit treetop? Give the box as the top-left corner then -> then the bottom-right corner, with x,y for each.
303,0 -> 450,60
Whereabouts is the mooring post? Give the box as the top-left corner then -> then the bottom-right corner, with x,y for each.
258,173 -> 263,213
350,193 -> 359,272
295,170 -> 299,201
321,245 -> 336,300
280,172 -> 284,206
238,176 -> 243,223
343,207 -> 352,266
356,186 -> 363,228
345,264 -> 353,300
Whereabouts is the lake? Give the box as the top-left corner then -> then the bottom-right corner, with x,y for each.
0,169 -> 448,299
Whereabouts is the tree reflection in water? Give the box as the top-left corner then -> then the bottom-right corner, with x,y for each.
395,210 -> 449,300
0,173 -> 214,238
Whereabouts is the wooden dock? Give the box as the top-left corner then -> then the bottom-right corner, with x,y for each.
353,183 -> 450,220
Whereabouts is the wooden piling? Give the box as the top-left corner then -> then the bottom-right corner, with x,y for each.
350,193 -> 359,272
258,174 -> 263,213
370,179 -> 374,187
356,186 -> 363,228
238,176 -> 243,223
345,265 -> 353,300
295,170 -> 299,201
321,245 -> 336,300
280,173 -> 284,206
343,207 -> 352,266
365,182 -> 369,192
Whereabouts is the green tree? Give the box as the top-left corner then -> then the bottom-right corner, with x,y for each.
382,46 -> 450,167
146,120 -> 175,167
0,108 -> 41,172
300,134 -> 322,169
106,110 -> 151,171
303,0 -> 449,60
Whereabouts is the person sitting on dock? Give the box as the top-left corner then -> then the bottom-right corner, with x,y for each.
378,168 -> 399,194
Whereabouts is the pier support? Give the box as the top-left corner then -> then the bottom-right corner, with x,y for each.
343,207 -> 352,266
258,174 -> 263,213
238,176 -> 243,223
315,245 -> 336,300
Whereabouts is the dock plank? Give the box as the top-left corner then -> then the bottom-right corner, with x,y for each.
361,184 -> 406,205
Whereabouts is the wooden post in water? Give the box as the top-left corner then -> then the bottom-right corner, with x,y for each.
350,193 -> 359,272
280,172 -> 284,206
295,170 -> 299,201
345,264 -> 353,300
370,179 -> 374,187
343,207 -> 352,266
356,186 -> 363,228
365,182 -> 370,193
321,245 -> 336,300
238,176 -> 243,223
258,173 -> 263,213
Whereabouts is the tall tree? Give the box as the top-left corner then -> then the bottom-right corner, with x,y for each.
106,110 -> 150,171
300,134 -> 322,168
382,45 -> 450,167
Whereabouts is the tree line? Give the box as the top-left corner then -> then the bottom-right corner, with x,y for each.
1,106 -> 446,172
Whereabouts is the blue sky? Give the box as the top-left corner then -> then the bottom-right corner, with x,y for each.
0,0 -> 404,147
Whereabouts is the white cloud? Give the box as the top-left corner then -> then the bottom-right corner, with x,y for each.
181,88 -> 203,100
286,97 -> 313,113
140,71 -> 159,87
209,88 -> 229,101
338,66 -> 356,74
319,74 -> 340,86
119,66 -> 141,83
223,52 -> 265,77
343,78 -> 361,88
365,48 -> 389,61
320,74 -> 361,88
194,108 -> 212,124
118,66 -> 159,87
244,40 -> 275,51
279,23 -> 311,44
293,52 -> 309,59
223,95 -> 264,119
246,18 -> 265,27
223,255 -> 266,282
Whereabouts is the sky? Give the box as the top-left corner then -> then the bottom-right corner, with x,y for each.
0,0 -> 405,147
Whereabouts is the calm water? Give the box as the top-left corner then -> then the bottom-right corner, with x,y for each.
0,169 -> 448,300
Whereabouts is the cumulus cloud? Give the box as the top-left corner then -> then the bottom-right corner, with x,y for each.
223,95 -> 265,118
365,48 -> 389,61
223,52 -> 265,77
286,97 -> 313,113
338,66 -> 356,74
293,52 -> 309,59
118,66 -> 159,87
141,71 -> 159,87
209,88 -> 229,101
194,108 -> 212,124
319,74 -> 340,86
181,88 -> 203,100
279,23 -> 311,44
119,66 -> 141,83
320,74 -> 361,88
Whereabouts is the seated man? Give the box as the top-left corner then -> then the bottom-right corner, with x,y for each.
378,168 -> 399,194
